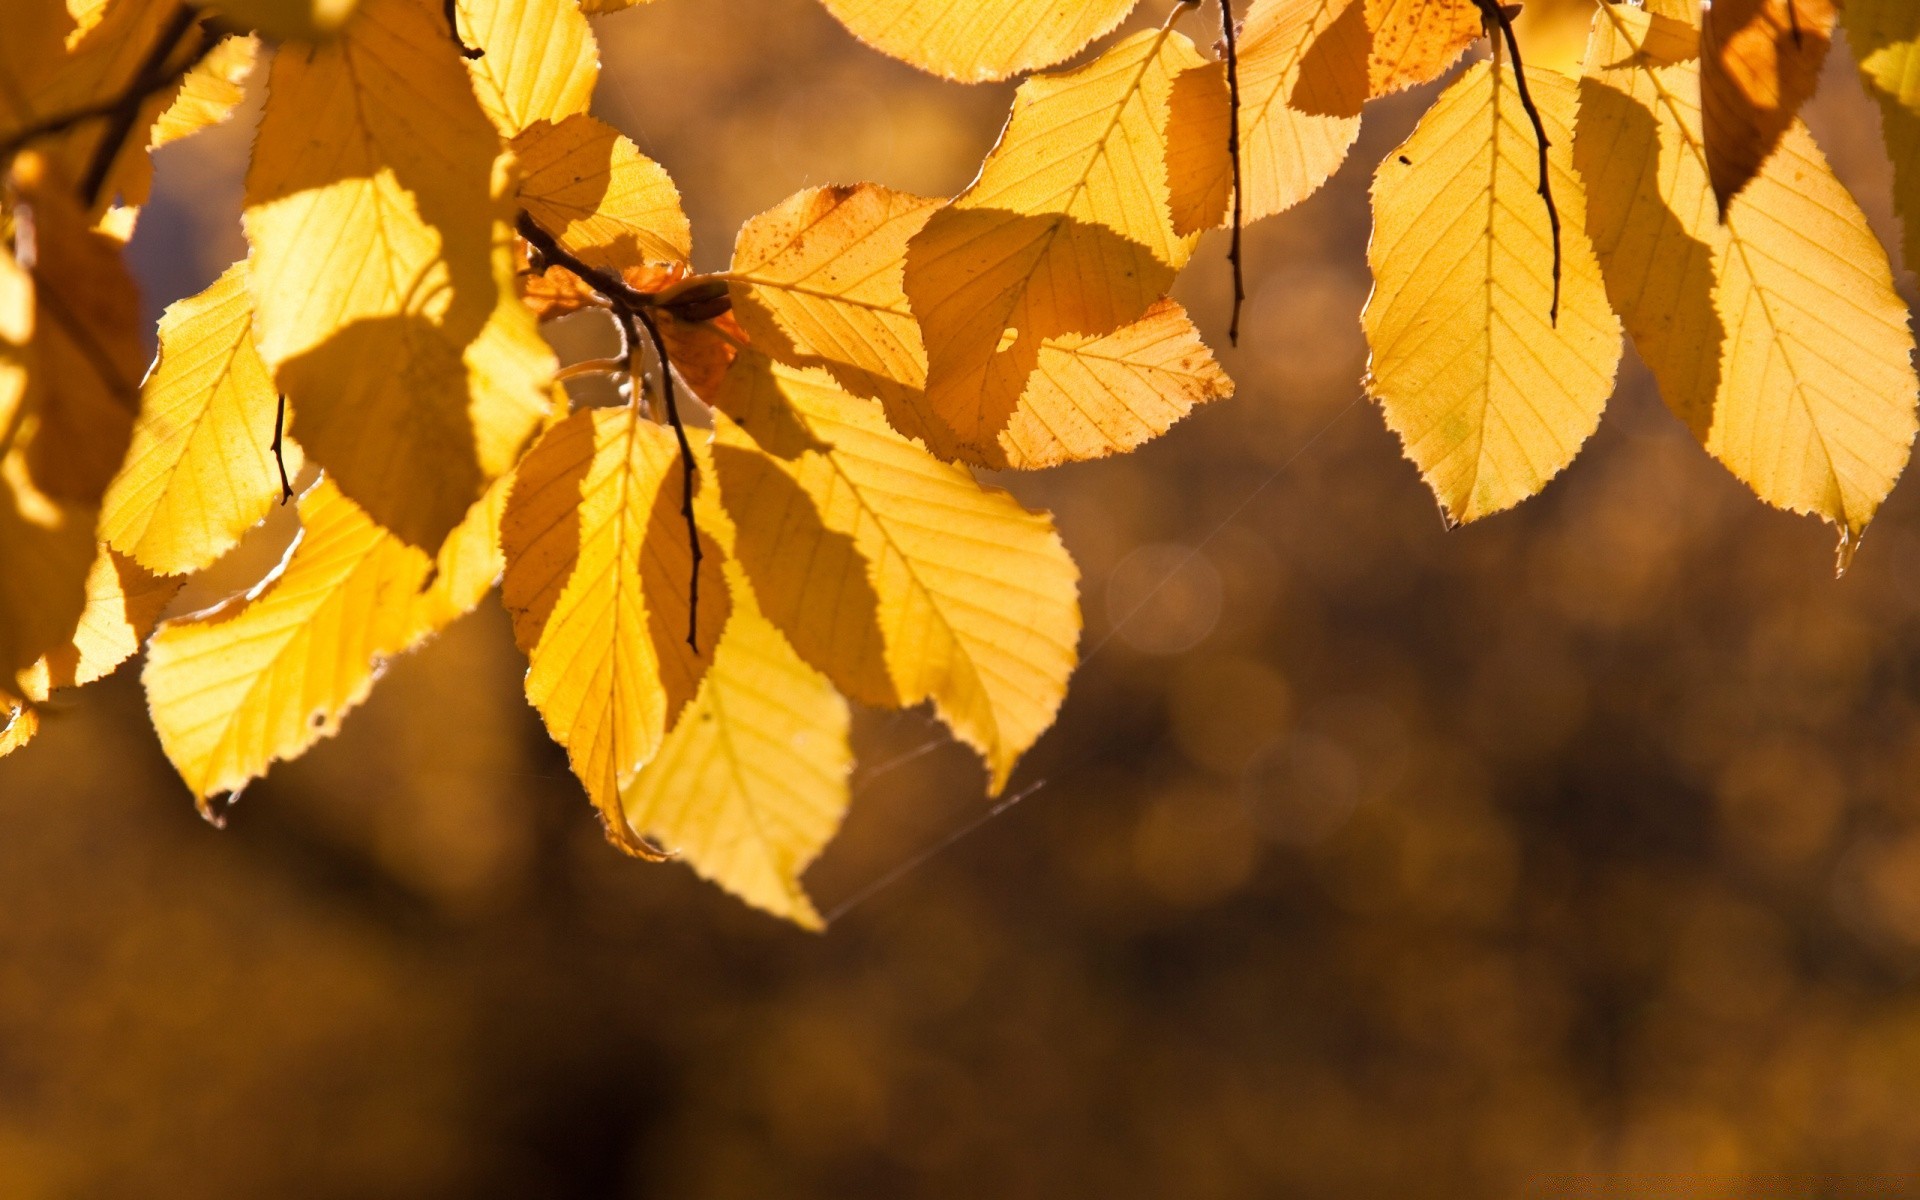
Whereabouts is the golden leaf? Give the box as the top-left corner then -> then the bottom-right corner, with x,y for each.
0,450 -> 95,698
0,700 -> 36,758
100,261 -> 300,577
1701,0 -> 1834,213
1844,0 -> 1920,271
0,248 -> 30,450
196,0 -> 360,41
904,28 -> 1206,463
623,458 -> 851,929
500,406 -> 729,847
712,354 -> 1080,791
1365,0 -> 1479,96
244,0 -> 552,549
1579,3 -> 1918,548
152,34 -> 258,149
1234,0 -> 1369,224
453,0 -> 598,137
513,114 -> 691,275
20,547 -> 182,701
1363,62 -> 1621,522
817,0 -> 1141,82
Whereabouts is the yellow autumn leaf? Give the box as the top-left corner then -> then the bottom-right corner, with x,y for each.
1701,0 -> 1835,213
1844,0 -> 1920,271
712,354 -> 1080,791
153,34 -> 258,149
905,27 -> 1206,463
20,547 -> 182,701
144,478 -> 432,801
623,457 -> 851,929
578,0 -> 654,10
196,0 -> 359,41
1363,61 -> 1621,522
0,249 -> 30,449
1579,3 -> 1918,548
513,114 -> 691,276
500,406 -> 729,849
1365,0 -> 1480,97
817,0 -> 1140,82
1239,0 -> 1369,223
100,261 -> 301,577
453,0 -> 598,137
0,449 -> 95,698
244,0 -> 552,549
0,700 -> 36,758
727,183 -> 939,414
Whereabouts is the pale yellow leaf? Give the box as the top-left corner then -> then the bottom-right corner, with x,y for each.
142,478 -> 430,799
1239,0 -> 1368,221
1365,0 -> 1480,96
245,0 -> 552,549
454,0 -> 598,136
500,406 -> 729,847
1363,62 -> 1621,522
905,28 -> 1206,463
513,114 -> 691,275
712,354 -> 1080,791
623,463 -> 851,929
20,547 -> 182,701
1845,0 -> 1920,271
1580,3 -> 1918,546
0,250 -> 30,450
153,34 -> 257,148
0,450 -> 95,698
817,0 -> 1140,82
100,261 -> 300,576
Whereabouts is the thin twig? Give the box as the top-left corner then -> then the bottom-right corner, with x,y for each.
633,307 -> 704,655
444,0 -> 484,59
514,212 -> 654,310
271,393 -> 294,504
79,5 -> 209,208
1220,0 -> 1246,345
1473,0 -> 1561,324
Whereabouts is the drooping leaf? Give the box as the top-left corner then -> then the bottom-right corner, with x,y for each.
1238,0 -> 1369,223
816,0 -> 1141,82
1844,0 -> 1920,271
144,479 -> 428,800
712,354 -> 1080,791
623,455 -> 851,929
453,0 -> 599,137
905,28 -> 1206,464
153,34 -> 258,148
1579,3 -> 1918,549
100,261 -> 300,577
1365,0 -> 1479,97
500,406 -> 729,849
244,0 -> 552,549
1700,0 -> 1834,213
513,113 -> 691,275
20,546 -> 182,701
1363,62 -> 1622,522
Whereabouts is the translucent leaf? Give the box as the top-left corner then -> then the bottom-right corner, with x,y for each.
1243,0 -> 1368,219
153,35 -> 258,149
513,114 -> 691,275
20,547 -> 181,701
0,451 -> 95,698
1844,0 -> 1920,271
1365,0 -> 1480,96
817,0 -> 1140,82
1363,62 -> 1622,522
1701,0 -> 1834,212
0,701 -> 36,759
1579,3 -> 1918,549
500,407 -> 729,849
196,0 -> 360,41
101,261 -> 300,577
453,0 -> 598,137
244,0 -> 552,549
712,354 -> 1080,791
905,28 -> 1205,463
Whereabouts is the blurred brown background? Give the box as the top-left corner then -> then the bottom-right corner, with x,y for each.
5,1 -> 1920,1195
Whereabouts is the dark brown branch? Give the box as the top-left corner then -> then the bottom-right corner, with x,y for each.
80,5 -> 210,208
444,0 -> 484,59
518,210 -> 705,654
1219,0 -> 1246,346
272,393 -> 294,504
1473,0 -> 1561,324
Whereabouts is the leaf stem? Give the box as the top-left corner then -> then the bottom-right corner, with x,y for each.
79,5 -> 212,208
1219,0 -> 1245,345
271,392 -> 294,504
1473,0 -> 1561,324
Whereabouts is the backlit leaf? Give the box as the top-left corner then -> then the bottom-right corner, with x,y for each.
1844,0 -> 1920,270
0,701 -> 36,758
197,0 -> 359,41
20,546 -> 181,701
514,114 -> 691,275
454,0 -> 598,137
1701,0 -> 1834,213
712,354 -> 1080,791
152,34 -> 258,149
1363,62 -> 1621,522
816,0 -> 1141,82
244,0 -> 552,549
100,261 -> 300,577
0,450 -> 95,698
1240,0 -> 1368,222
1365,0 -> 1479,96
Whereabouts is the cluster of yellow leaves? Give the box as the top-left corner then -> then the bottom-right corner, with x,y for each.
2,0 -> 1918,926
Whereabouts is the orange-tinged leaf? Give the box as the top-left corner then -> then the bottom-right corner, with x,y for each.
20,547 -> 182,701
0,450 -> 95,698
1580,3 -> 1918,549
0,249 -> 30,450
817,0 -> 1141,82
1363,63 -> 1621,522
100,261 -> 300,577
905,28 -> 1206,464
1701,0 -> 1834,213
454,0 -> 598,137
143,478 -> 432,800
1365,0 -> 1479,96
623,452 -> 851,928
712,355 -> 1079,791
244,0 -> 553,549
514,114 -> 692,276
500,407 -> 729,847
